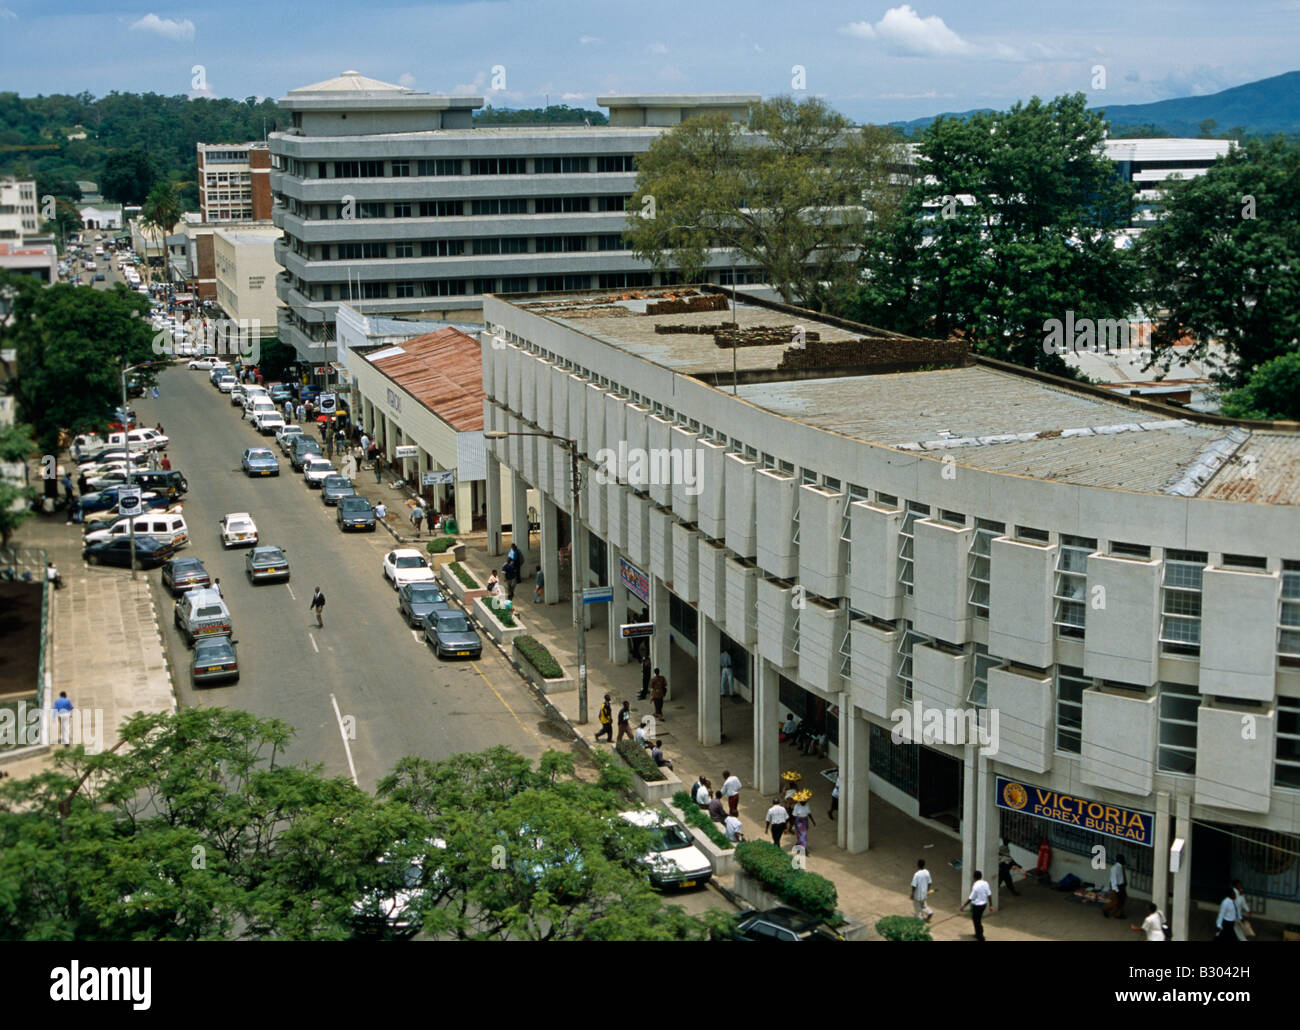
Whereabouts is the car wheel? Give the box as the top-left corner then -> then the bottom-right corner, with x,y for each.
87,554 -> 100,565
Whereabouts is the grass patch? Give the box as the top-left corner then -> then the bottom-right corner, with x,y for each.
426,536 -> 458,554
616,739 -> 666,782
448,562 -> 479,589
514,635 -> 562,678
672,791 -> 732,850
735,841 -> 838,921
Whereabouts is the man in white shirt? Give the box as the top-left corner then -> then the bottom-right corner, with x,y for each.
1132,902 -> 1166,941
722,771 -> 742,816
960,870 -> 994,941
1102,855 -> 1127,919
374,501 -> 387,521
765,797 -> 789,846
1232,880 -> 1251,941
724,814 -> 744,843
910,859 -> 934,922
1216,888 -> 1240,941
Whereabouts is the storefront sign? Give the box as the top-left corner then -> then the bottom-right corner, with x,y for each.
995,777 -> 1154,847
394,445 -> 419,459
583,586 -> 613,605
421,470 -> 455,486
620,622 -> 654,639
619,558 -> 649,604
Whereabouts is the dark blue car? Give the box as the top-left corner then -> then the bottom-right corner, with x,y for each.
79,486 -> 168,514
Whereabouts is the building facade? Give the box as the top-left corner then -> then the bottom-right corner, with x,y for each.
197,142 -> 273,223
267,72 -> 760,361
0,179 -> 39,242
481,285 -> 1300,939
213,226 -> 284,334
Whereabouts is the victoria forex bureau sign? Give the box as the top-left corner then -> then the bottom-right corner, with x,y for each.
996,777 -> 1155,847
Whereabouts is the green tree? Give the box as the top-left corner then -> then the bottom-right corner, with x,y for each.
1198,118 -> 1220,138
140,181 -> 182,286
841,93 -> 1137,372
625,96 -> 905,307
2,271 -> 156,451
1219,351 -> 1300,421
0,422 -> 38,546
99,146 -> 156,205
41,198 -> 83,251
1138,136 -> 1300,387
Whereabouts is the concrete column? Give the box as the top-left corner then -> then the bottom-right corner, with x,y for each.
753,658 -> 780,796
840,704 -> 870,854
977,751 -> 995,907
540,494 -> 559,604
960,742 -> 977,902
485,454 -> 502,556
607,546 -> 629,664
1171,794 -> 1192,941
1153,790 -> 1171,918
510,469 -> 530,566
697,613 -> 721,746
649,575 -> 670,696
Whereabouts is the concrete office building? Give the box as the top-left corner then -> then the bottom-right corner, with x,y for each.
480,285 -> 1300,939
213,225 -> 284,334
0,178 -> 39,241
1103,137 -> 1234,228
267,71 -> 760,363
197,142 -> 273,223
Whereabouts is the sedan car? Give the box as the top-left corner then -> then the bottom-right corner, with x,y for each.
245,545 -> 290,584
216,375 -> 238,393
191,634 -> 239,686
732,907 -> 844,942
398,582 -> 450,628
161,556 -> 211,596
241,448 -> 280,477
268,384 -> 293,404
78,486 -> 164,515
619,810 -> 712,890
83,534 -> 173,569
320,475 -> 355,505
337,495 -> 376,532
383,549 -> 435,589
276,424 -> 304,453
254,411 -> 286,435
219,512 -> 259,549
423,608 -> 482,660
302,457 -> 337,488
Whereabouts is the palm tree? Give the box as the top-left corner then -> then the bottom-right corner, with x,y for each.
140,182 -> 182,287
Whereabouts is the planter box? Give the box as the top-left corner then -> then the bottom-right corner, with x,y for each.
473,596 -> 526,646
730,869 -> 866,940
662,799 -> 735,877
512,639 -> 574,694
440,562 -> 487,605
612,745 -> 680,803
426,542 -> 466,568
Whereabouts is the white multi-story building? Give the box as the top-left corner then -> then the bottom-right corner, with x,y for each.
197,142 -> 273,223
481,284 -> 1300,938
213,226 -> 284,335
267,72 -> 760,362
0,178 -> 39,242
1103,137 -> 1234,227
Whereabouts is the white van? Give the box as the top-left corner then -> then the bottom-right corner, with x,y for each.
106,427 -> 170,452
83,511 -> 189,549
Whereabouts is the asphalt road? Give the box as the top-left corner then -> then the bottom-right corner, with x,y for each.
130,365 -> 554,790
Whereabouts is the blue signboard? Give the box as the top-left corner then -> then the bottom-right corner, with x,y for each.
583,586 -> 614,605
995,776 -> 1155,848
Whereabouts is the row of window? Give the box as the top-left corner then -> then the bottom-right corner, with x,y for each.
302,274 -> 600,301
282,196 -> 629,221
305,234 -> 630,261
281,155 -> 638,179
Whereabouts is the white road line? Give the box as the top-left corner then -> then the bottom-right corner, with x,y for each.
411,629 -> 423,643
286,583 -> 296,601
329,692 -> 359,787
308,632 -> 319,653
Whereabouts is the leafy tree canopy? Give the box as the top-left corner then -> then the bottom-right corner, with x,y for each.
1219,350 -> 1300,421
474,104 -> 607,126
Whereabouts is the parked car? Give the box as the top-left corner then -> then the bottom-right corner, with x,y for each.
423,608 -> 482,660
241,448 -> 280,477
188,356 -> 220,370
254,411 -> 286,435
218,512 -> 259,548
81,498 -> 177,526
398,582 -> 450,628
132,469 -> 189,500
731,907 -> 843,942
276,424 -> 304,453
245,545 -> 290,584
383,548 -> 435,589
192,634 -> 239,686
208,363 -> 232,385
618,810 -> 712,890
337,495 -> 377,532
289,437 -> 323,470
161,556 -> 211,596
320,475 -> 355,505
216,375 -> 238,393
82,511 -> 189,550
303,457 -> 337,488
268,384 -> 293,404
173,587 -> 233,647
83,534 -> 173,569
78,451 -> 149,475
78,486 -> 164,515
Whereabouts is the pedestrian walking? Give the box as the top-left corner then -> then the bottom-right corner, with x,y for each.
46,562 -> 64,590
411,504 -> 424,535
595,694 -> 614,743
998,839 -> 1021,896
534,566 -> 544,603
1216,886 -> 1240,941
639,653 -> 651,699
309,587 -> 326,627
911,859 -> 934,922
828,771 -> 839,820
961,871 -> 994,941
360,432 -> 370,457
296,403 -> 306,424
722,770 -> 742,816
1233,880 -> 1253,940
1131,902 -> 1167,941
615,700 -> 633,740
720,648 -> 734,698
1102,855 -> 1127,919
650,668 -> 666,720
53,691 -> 73,746
791,790 -> 815,852
160,454 -> 171,471
765,796 -> 789,846
374,453 -> 383,484
212,578 -> 222,597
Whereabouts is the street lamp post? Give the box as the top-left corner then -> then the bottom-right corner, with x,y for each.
484,429 -> 588,724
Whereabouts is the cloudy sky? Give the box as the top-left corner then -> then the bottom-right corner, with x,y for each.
1,1 -> 1296,122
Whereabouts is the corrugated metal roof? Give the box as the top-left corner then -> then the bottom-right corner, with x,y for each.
367,327 -> 484,432
1198,434 -> 1300,506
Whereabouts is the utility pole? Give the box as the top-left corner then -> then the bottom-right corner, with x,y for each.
568,438 -> 587,724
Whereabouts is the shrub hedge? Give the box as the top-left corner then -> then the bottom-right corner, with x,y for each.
426,536 -> 458,554
735,840 -> 837,921
672,791 -> 732,850
875,915 -> 932,941
514,635 -> 562,679
448,562 -> 479,589
616,739 -> 666,782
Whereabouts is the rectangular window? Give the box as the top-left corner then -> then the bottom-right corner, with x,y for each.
596,234 -> 627,250
597,272 -> 652,289
418,159 -> 461,176
421,239 -> 465,257
968,518 -> 1004,618
938,509 -> 965,526
394,281 -> 415,298
898,502 -> 929,595
876,492 -> 898,508
357,202 -> 385,219
1016,525 -> 1050,544
333,161 -> 360,178
473,238 -> 501,255
392,202 -> 412,218
536,235 -> 588,253
896,624 -> 924,702
1161,550 -> 1207,656
500,236 -> 529,254
420,279 -> 467,297
1280,561 -> 1300,663
337,243 -> 362,260
473,278 -> 496,295
536,196 -> 590,213
420,200 -> 462,217
1110,541 -> 1152,560
537,274 -> 590,291
394,242 -> 413,258
535,156 -> 590,174
1277,696 -> 1300,789
470,198 -> 528,215
360,242 -> 386,259
359,160 -> 383,178
969,643 -> 996,707
499,276 -> 529,293
1054,534 -> 1096,638
359,281 -> 388,299
597,195 -> 627,212
1221,553 -> 1267,570
1056,665 -> 1088,754
1157,684 -> 1200,774
390,160 -> 411,177
596,155 -> 636,173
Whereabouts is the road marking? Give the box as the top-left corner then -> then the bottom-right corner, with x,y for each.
308,632 -> 319,653
286,583 -> 296,601
411,629 -> 423,643
470,658 -> 535,739
329,692 -> 359,787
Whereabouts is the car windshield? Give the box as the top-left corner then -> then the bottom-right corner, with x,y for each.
324,477 -> 350,487
409,586 -> 442,602
339,498 -> 370,511
437,615 -> 471,633
174,560 -> 202,572
396,556 -> 428,569
255,549 -> 284,562
228,521 -> 253,532
648,823 -> 695,851
195,640 -> 229,656
196,606 -> 225,618
248,451 -> 273,459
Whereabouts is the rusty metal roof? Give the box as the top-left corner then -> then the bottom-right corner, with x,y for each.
1197,433 -> 1300,506
367,327 -> 484,432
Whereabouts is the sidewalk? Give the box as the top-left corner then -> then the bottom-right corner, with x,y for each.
457,538 -> 1238,942
0,500 -> 176,779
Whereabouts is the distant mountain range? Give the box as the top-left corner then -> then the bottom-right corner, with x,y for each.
889,69 -> 1300,137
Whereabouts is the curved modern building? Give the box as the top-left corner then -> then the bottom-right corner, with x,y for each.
480,285 -> 1300,938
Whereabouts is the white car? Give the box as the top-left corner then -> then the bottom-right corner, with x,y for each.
302,457 -> 337,487
244,400 -> 277,423
216,375 -> 238,393
188,357 -> 220,370
619,810 -> 713,890
276,424 -> 305,452
383,549 -> 435,589
254,411 -> 286,435
219,512 -> 259,549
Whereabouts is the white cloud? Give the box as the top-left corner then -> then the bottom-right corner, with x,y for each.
0,8 -> 17,20
398,72 -> 416,88
839,5 -> 1035,61
130,13 -> 196,42
842,20 -> 876,40
647,42 -> 668,55
579,35 -> 602,45
1148,65 -> 1234,99
560,92 -> 587,101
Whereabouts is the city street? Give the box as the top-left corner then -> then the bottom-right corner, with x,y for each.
132,363 -> 554,790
